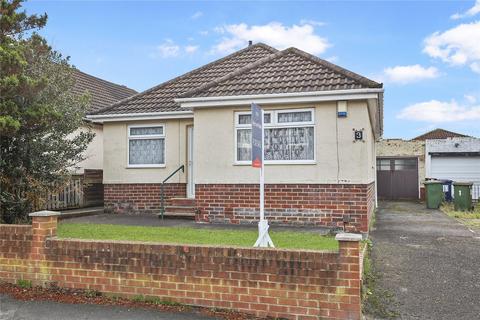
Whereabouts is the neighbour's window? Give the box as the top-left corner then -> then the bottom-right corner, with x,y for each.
235,108 -> 315,164
128,125 -> 165,167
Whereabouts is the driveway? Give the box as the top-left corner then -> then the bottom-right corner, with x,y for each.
0,294 -> 214,320
370,201 -> 480,320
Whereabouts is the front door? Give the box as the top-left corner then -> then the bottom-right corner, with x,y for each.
187,126 -> 194,198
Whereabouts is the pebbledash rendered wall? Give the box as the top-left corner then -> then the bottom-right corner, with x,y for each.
0,212 -> 364,320
195,183 -> 375,233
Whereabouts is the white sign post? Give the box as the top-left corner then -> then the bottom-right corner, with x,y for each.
251,103 -> 274,248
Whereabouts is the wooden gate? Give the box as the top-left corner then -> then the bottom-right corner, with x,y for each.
377,157 -> 419,200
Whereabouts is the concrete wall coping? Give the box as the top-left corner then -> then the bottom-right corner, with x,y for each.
29,210 -> 61,217
335,233 -> 363,242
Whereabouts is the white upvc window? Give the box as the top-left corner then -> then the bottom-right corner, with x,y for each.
234,108 -> 315,165
127,124 -> 165,168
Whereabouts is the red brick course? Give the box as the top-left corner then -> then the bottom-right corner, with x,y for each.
104,183 -> 186,214
196,183 -> 375,232
0,215 -> 363,320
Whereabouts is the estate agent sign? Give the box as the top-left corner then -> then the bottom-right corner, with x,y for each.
251,103 -> 274,248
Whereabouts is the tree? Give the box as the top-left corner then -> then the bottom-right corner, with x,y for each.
0,0 -> 94,223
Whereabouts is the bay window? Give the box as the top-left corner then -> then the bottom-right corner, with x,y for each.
235,108 -> 315,164
128,125 -> 165,167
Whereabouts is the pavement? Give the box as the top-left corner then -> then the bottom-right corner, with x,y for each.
61,213 -> 331,234
370,201 -> 480,320
0,294 -> 214,320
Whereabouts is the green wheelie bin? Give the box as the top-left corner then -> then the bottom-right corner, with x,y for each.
424,180 -> 444,209
453,182 -> 473,211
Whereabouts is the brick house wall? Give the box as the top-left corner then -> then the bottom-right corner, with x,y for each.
0,212 -> 364,320
195,183 -> 375,233
104,183 -> 186,214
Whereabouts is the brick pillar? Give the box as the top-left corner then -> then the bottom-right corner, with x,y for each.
335,233 -> 363,320
29,210 -> 60,260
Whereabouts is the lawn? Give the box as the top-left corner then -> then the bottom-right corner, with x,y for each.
58,223 -> 338,251
441,202 -> 480,229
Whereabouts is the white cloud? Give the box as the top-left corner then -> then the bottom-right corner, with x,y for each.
299,19 -> 326,27
191,11 -> 203,19
151,39 -> 180,58
184,45 -> 199,54
199,30 -> 209,36
325,56 -> 338,63
383,64 -> 440,84
211,22 -> 330,55
465,94 -> 477,104
423,21 -> 480,73
451,0 -> 480,19
397,99 -> 480,122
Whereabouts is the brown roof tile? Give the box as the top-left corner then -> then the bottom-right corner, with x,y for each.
93,43 -> 381,116
92,43 -> 278,115
412,128 -> 468,141
72,69 -> 137,113
182,47 -> 381,98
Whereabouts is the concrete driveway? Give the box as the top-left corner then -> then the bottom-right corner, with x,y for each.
370,201 -> 480,320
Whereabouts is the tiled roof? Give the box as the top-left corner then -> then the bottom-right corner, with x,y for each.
92,43 -> 381,116
412,129 -> 468,141
92,43 -> 278,115
72,69 -> 137,113
182,47 -> 382,98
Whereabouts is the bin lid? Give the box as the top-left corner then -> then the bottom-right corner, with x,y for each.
453,182 -> 473,186
423,180 -> 443,185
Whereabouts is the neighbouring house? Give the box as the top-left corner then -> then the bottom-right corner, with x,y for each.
376,128 -> 475,200
87,43 -> 384,233
426,137 -> 480,200
46,69 -> 137,210
72,69 -> 137,174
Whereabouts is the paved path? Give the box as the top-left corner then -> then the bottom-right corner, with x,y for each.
0,294 -> 214,320
370,201 -> 480,319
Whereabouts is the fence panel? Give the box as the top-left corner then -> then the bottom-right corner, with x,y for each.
45,176 -> 84,210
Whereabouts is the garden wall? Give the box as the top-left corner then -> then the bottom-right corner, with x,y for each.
0,212 -> 363,320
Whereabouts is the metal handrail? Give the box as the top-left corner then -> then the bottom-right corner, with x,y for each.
159,165 -> 184,220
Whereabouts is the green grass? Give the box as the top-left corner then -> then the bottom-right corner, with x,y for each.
441,202 -> 480,228
58,223 -> 338,251
17,279 -> 32,289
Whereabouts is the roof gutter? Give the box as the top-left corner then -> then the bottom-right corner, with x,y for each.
174,88 -> 384,108
85,111 -> 193,123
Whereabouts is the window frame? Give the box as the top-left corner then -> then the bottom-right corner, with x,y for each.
234,108 -> 316,165
127,124 -> 166,168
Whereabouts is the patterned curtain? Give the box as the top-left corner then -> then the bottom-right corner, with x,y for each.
129,138 -> 165,164
237,129 -> 252,161
237,127 -> 314,161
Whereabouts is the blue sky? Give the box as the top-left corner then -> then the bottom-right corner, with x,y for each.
25,0 -> 480,139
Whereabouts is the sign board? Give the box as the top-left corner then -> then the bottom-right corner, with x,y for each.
251,103 -> 263,168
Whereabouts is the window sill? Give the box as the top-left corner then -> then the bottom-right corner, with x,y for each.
126,165 -> 166,169
233,161 -> 317,166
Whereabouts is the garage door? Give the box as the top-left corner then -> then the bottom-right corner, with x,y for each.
377,157 -> 419,200
430,156 -> 480,199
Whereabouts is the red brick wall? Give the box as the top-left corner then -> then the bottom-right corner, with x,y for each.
196,183 -> 375,233
0,216 -> 363,320
104,183 -> 186,214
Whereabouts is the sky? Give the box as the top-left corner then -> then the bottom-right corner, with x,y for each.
24,0 -> 480,139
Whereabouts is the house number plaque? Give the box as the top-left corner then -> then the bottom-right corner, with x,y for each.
353,128 -> 365,142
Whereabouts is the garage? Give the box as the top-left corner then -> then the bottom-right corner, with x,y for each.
377,157 -> 419,200
429,155 -> 480,199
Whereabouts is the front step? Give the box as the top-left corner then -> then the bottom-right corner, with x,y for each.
170,198 -> 195,207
